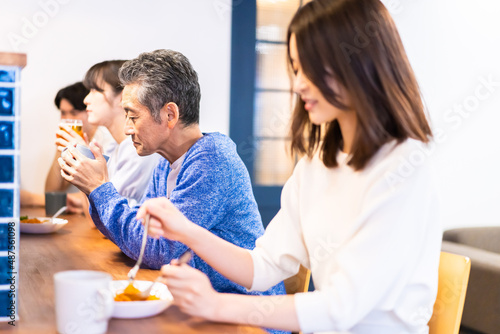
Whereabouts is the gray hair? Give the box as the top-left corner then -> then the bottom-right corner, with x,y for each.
118,49 -> 201,125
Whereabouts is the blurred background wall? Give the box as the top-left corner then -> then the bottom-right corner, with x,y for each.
0,0 -> 499,231
0,0 -> 231,195
390,0 -> 500,230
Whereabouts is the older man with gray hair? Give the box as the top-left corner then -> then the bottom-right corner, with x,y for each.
59,49 -> 286,301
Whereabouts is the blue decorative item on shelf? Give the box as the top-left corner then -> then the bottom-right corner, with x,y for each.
0,69 -> 15,83
0,88 -> 14,116
0,223 -> 11,251
0,257 -> 12,282
0,290 -> 14,318
0,189 -> 14,217
0,54 -> 25,323
0,122 -> 14,149
0,156 -> 14,183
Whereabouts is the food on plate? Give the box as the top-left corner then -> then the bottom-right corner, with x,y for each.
20,216 -> 47,224
114,282 -> 160,302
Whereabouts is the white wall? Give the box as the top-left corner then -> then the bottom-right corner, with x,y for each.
386,0 -> 500,230
2,0 -> 499,231
0,0 -> 231,193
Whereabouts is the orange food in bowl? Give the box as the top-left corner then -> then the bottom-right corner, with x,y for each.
23,218 -> 46,224
114,283 -> 160,302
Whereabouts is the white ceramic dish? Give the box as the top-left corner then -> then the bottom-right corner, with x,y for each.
111,280 -> 173,319
20,217 -> 68,234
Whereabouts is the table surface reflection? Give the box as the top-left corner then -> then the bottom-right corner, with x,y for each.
1,208 -> 266,334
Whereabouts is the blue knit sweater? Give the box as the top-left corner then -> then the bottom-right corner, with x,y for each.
88,133 -> 286,299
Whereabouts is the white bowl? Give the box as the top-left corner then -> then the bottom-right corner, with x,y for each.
20,217 -> 68,234
111,280 -> 173,319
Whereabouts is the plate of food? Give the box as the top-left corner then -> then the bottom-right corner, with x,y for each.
19,216 -> 69,234
111,280 -> 173,319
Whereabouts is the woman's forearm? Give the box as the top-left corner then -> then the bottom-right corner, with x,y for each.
182,223 -> 255,289
212,293 -> 300,332
20,190 -> 44,207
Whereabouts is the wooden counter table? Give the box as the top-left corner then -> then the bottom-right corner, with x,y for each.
1,208 -> 267,334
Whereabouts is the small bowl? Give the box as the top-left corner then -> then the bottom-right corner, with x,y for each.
20,217 -> 68,234
111,280 -> 173,319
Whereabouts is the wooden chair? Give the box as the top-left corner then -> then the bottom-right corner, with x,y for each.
284,264 -> 311,294
428,251 -> 471,334
284,265 -> 311,334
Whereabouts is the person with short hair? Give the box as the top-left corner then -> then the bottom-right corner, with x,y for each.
137,1 -> 442,333
79,60 -> 160,206
58,50 -> 287,307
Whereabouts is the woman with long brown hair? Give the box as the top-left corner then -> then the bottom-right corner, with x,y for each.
137,1 -> 441,333
77,60 -> 160,206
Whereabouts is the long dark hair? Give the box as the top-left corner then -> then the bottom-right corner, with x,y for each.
288,0 -> 432,170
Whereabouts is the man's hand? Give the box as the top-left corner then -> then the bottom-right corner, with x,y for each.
58,142 -> 109,195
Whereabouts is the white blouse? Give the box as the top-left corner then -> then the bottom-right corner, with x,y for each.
91,126 -> 117,157
250,139 -> 442,334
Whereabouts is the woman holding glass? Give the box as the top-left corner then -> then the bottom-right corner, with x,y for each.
138,0 -> 441,333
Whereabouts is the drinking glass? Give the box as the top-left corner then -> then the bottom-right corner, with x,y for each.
59,119 -> 84,139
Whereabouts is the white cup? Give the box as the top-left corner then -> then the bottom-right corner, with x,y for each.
54,270 -> 114,334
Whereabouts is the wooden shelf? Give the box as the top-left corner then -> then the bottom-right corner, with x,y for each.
0,52 -> 27,68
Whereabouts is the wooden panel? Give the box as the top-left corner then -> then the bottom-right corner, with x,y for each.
0,53 -> 27,68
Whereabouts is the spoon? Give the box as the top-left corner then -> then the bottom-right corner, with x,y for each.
132,249 -> 192,300
50,206 -> 67,223
127,214 -> 150,284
